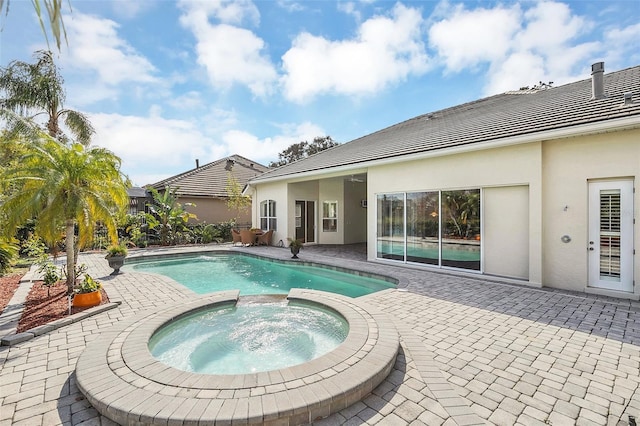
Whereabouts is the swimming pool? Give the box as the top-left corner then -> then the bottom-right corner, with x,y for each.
124,253 -> 396,297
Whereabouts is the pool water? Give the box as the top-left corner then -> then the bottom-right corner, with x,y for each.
124,253 -> 395,297
148,301 -> 349,375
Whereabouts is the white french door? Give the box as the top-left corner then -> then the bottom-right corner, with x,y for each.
588,180 -> 634,292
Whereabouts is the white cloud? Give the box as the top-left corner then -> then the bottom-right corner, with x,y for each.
338,2 -> 361,21
111,1 -> 153,19
604,22 -> 640,67
62,12 -> 157,86
167,91 -> 206,110
222,121 -> 325,164
281,3 -> 430,103
90,113 -> 216,186
277,0 -> 304,13
91,111 -> 324,185
428,1 -> 601,94
180,0 -> 260,26
428,4 -> 521,72
178,1 -> 277,97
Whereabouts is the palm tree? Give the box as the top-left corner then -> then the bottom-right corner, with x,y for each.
0,50 -> 94,145
146,187 -> 196,246
0,133 -> 130,294
1,0 -> 69,50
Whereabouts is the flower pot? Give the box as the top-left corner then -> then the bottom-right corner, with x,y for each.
73,290 -> 102,308
290,246 -> 300,259
107,255 -> 126,275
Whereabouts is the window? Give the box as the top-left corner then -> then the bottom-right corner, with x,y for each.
260,200 -> 277,231
376,189 -> 480,271
322,201 -> 338,232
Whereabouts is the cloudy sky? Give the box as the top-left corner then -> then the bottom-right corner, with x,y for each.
1,0 -> 638,186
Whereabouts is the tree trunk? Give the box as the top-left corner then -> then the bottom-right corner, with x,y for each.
65,220 -> 75,295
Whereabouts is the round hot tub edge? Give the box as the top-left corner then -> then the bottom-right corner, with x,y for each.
76,288 -> 399,425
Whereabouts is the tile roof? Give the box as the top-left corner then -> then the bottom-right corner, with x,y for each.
149,155 -> 269,197
126,187 -> 148,198
253,64 -> 640,182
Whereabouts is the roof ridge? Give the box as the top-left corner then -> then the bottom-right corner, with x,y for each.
149,155 -> 268,189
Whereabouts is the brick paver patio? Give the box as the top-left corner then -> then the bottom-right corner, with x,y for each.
1,244 -> 639,425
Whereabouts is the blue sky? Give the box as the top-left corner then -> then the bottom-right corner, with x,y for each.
1,0 -> 639,186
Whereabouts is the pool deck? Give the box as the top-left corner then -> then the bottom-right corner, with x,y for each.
1,243 -> 640,425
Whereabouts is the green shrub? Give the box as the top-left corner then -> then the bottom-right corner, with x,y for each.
38,262 -> 60,297
0,240 -> 18,274
76,274 -> 101,294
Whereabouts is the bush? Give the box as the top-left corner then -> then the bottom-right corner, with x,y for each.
76,274 -> 101,294
213,220 -> 236,242
0,240 -> 18,274
38,262 -> 60,296
106,243 -> 128,258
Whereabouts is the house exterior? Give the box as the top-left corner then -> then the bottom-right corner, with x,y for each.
247,63 -> 640,299
150,155 -> 269,225
126,187 -> 149,215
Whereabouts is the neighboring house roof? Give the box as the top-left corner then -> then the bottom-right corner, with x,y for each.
149,155 -> 269,197
127,187 -> 148,198
252,64 -> 640,183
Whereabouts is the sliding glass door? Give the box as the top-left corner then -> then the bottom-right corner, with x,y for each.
377,189 -> 481,271
406,192 -> 439,265
441,190 -> 481,270
376,194 -> 404,260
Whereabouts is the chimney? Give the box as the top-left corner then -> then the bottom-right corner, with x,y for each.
591,62 -> 605,100
195,159 -> 200,168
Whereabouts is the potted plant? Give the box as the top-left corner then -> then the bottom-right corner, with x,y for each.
288,238 -> 303,259
105,243 -> 128,275
72,274 -> 102,307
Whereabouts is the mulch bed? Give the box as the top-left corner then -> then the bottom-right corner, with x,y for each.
17,281 -> 109,333
0,273 -> 22,315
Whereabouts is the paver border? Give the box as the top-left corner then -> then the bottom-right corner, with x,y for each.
76,288 -> 399,425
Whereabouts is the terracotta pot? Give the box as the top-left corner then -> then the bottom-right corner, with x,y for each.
73,290 -> 102,308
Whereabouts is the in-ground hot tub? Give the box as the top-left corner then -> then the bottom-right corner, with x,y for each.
76,289 -> 399,425
148,298 -> 349,375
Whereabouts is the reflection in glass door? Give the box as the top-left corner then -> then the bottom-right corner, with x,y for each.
441,190 -> 481,270
376,189 -> 481,271
406,192 -> 439,265
295,200 -> 315,243
376,194 -> 404,260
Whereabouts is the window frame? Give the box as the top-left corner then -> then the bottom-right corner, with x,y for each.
322,200 -> 338,232
259,199 -> 277,231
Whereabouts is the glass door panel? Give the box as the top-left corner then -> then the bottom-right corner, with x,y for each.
376,194 -> 404,260
441,189 -> 481,270
406,192 -> 439,265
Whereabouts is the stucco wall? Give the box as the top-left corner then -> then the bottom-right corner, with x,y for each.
179,196 -> 251,225
318,178 -> 343,245
344,181 -> 367,244
541,128 -> 639,295
288,181 -> 318,243
366,142 -> 543,284
250,182 -> 289,245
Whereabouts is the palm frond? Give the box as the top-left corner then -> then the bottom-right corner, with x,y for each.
61,109 -> 94,145
0,0 -> 68,51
